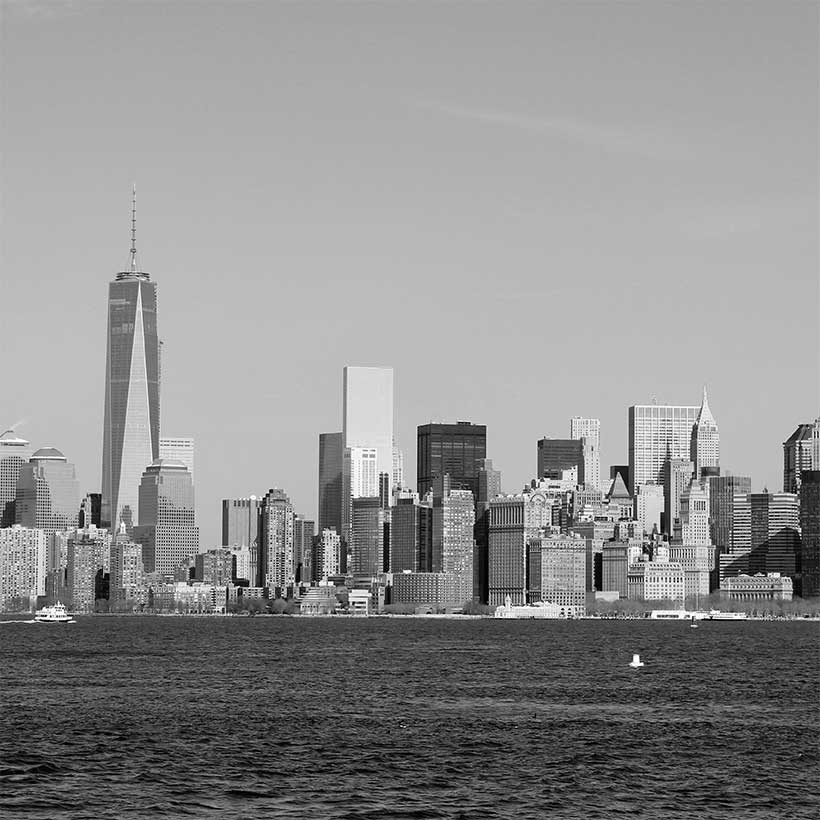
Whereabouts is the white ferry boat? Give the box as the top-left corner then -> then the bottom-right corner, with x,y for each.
34,602 -> 74,623
706,609 -> 748,621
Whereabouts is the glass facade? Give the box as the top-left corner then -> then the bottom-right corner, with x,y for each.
15,449 -> 80,534
417,422 -> 486,501
101,272 -> 160,529
0,431 -> 32,527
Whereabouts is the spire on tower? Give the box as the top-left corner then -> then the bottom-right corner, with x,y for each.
130,184 -> 138,273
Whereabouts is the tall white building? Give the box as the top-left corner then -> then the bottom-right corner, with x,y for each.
634,483 -> 664,536
159,437 -> 194,480
629,403 -> 699,494
318,528 -> 342,579
342,365 -> 394,543
342,446 -> 378,541
392,440 -> 404,490
689,388 -> 719,478
570,417 -> 601,491
343,366 -> 393,486
0,525 -> 46,612
679,479 -> 711,546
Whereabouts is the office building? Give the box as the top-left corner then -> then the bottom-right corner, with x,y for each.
0,429 -> 33,527
101,193 -> 161,529
668,545 -> 712,599
813,417 -> 820,469
0,525 -> 46,612
342,446 -> 378,540
663,457 -> 694,536
783,424 -> 815,493
708,475 -> 752,551
221,496 -> 261,584
132,459 -> 199,578
627,559 -> 685,604
750,492 -> 801,579
349,496 -> 385,578
79,493 -> 102,529
318,432 -> 343,535
799,472 -> 820,597
634,484 -> 664,536
15,448 -> 80,534
487,487 -> 554,606
527,534 -> 586,615
417,422 -> 487,501
343,365 -> 394,488
391,571 -> 465,611
392,441 -> 404,491
570,417 -> 601,491
690,387 -> 720,478
536,438 -> 584,485
601,542 -> 644,598
629,403 -> 699,494
390,491 -> 422,572
679,479 -> 710,546
293,515 -> 315,583
475,458 -> 502,603
159,437 -> 194,480
433,477 -> 475,606
259,488 -> 294,594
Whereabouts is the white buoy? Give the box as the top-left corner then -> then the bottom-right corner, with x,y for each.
629,653 -> 644,668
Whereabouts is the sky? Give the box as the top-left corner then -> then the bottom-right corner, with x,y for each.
1,1 -> 818,546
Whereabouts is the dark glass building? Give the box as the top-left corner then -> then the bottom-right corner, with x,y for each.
417,422 -> 486,500
317,432 -> 343,535
800,471 -> 820,598
536,438 -> 584,483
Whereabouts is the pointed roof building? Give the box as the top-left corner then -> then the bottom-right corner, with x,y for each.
690,386 -> 720,479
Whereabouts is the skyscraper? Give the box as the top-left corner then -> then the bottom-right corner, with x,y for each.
342,446 -> 378,540
629,403 -> 699,494
132,459 -> 198,577
417,422 -> 486,499
662,457 -> 695,536
536,438 -> 584,484
800,471 -> 820,598
259,488 -> 294,593
750,492 -> 801,579
783,424 -> 815,493
690,387 -> 720,478
708,475 -> 752,551
0,429 -> 32,527
159,437 -> 194,480
101,191 -> 161,530
15,448 -> 80,535
432,477 -> 475,606
343,366 -> 394,486
293,515 -> 315,583
318,432 -> 343,534
349,496 -> 385,578
475,458 -> 502,603
570,417 -> 601,491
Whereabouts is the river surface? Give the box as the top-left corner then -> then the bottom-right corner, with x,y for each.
0,616 -> 818,819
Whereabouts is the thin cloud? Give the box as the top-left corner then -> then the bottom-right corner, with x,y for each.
416,100 -> 694,161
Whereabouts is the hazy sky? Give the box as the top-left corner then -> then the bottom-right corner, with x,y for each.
1,1 -> 818,546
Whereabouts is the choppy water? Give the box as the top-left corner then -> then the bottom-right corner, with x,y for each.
0,616 -> 818,819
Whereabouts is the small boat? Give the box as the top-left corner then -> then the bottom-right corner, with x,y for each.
629,653 -> 644,668
34,602 -> 74,623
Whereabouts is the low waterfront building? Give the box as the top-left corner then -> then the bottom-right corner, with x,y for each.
391,570 -> 466,610
348,588 -> 372,615
300,585 -> 338,615
721,573 -> 793,602
494,595 -> 571,619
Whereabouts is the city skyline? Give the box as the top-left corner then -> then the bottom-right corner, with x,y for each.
2,2 -> 817,547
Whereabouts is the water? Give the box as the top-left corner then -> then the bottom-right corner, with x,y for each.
1,616 -> 818,819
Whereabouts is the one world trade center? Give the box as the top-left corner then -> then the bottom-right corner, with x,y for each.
101,189 -> 160,530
